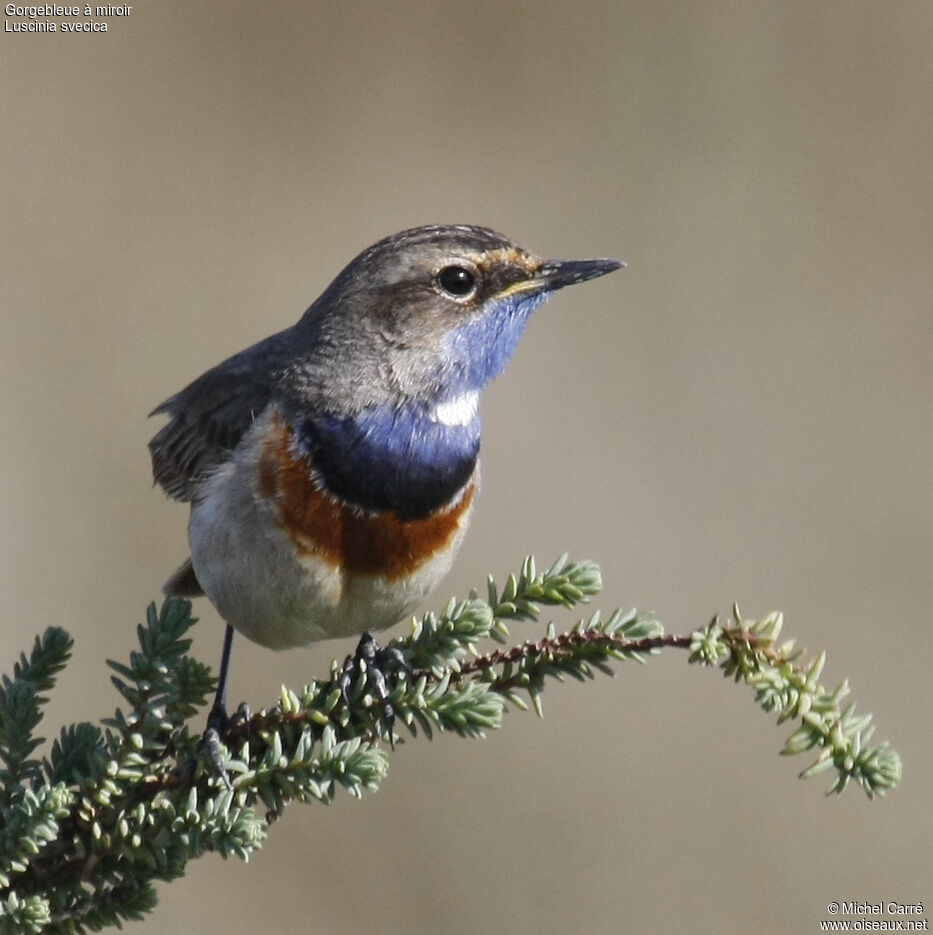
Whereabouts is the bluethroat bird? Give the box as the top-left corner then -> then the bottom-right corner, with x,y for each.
149,224 -> 622,760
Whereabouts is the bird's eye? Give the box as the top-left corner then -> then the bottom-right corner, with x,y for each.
437,265 -> 477,299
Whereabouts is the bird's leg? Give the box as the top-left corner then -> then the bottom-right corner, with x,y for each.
339,632 -> 409,747
198,623 -> 236,789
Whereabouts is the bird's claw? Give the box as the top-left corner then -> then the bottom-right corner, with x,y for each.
194,700 -> 249,790
200,703 -> 232,789
339,632 -> 410,747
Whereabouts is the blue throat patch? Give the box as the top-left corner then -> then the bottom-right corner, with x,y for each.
301,290 -> 546,518
301,403 -> 479,519
442,290 -> 548,391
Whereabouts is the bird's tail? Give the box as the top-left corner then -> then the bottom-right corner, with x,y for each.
163,558 -> 204,597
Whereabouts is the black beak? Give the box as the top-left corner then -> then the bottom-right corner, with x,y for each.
535,257 -> 625,291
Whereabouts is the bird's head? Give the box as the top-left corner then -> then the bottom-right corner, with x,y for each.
297,224 -> 623,410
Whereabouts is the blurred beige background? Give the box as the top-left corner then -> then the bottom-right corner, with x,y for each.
2,1 -> 931,932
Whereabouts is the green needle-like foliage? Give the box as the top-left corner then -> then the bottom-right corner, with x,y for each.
0,628 -> 73,807
688,607 -> 903,796
0,557 -> 901,932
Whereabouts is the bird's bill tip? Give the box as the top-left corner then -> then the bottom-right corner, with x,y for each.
536,257 -> 625,290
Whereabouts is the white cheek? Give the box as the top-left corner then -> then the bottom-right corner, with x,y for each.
432,390 -> 479,427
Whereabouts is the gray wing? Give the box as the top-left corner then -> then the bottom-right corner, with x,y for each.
149,333 -> 290,502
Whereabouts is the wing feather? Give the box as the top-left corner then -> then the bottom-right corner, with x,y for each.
149,333 -> 290,501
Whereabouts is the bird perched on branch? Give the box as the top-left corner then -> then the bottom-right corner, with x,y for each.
150,224 -> 622,759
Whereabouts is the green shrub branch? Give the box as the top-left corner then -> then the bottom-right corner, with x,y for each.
0,556 -> 902,933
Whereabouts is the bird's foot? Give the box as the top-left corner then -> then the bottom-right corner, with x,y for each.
339,632 -> 410,747
195,701 -> 250,790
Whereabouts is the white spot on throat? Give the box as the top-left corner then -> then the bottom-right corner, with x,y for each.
432,391 -> 479,427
